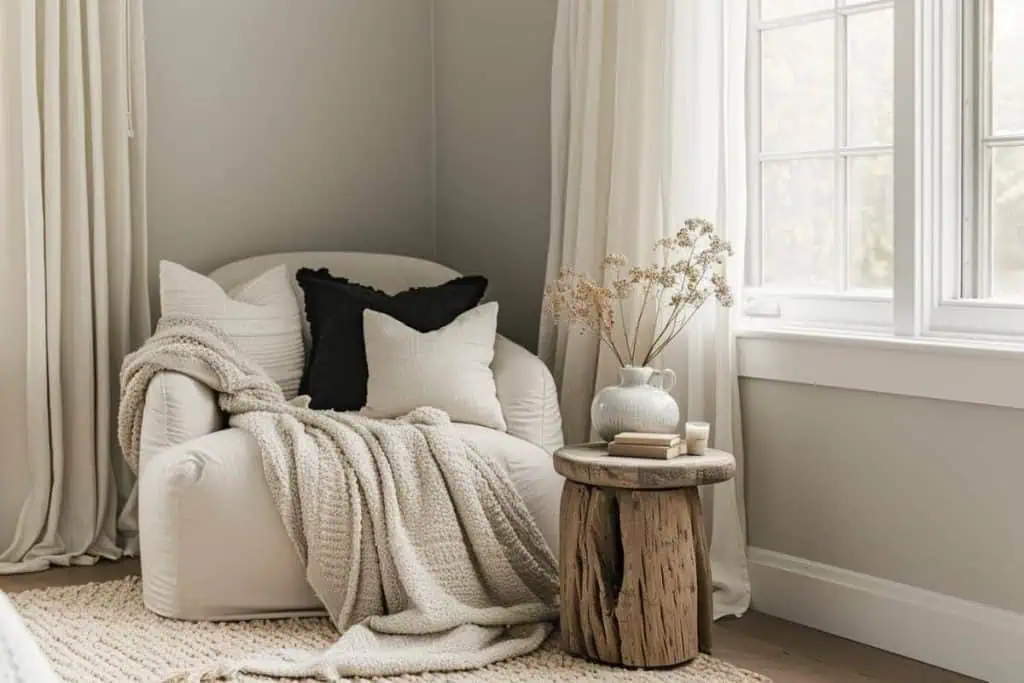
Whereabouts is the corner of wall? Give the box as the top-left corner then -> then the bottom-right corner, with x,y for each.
428,0 -> 439,263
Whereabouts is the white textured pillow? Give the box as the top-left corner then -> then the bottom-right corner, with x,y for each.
159,261 -> 304,398
362,301 -> 507,430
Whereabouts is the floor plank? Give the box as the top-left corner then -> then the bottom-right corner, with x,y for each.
713,611 -> 979,683
0,560 -> 980,682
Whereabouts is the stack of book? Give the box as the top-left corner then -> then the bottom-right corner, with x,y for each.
608,432 -> 683,459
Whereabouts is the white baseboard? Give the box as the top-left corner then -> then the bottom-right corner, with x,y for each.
748,547 -> 1024,683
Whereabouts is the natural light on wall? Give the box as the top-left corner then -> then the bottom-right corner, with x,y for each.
744,0 -> 1024,340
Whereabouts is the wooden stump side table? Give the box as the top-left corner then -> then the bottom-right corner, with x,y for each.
553,443 -> 736,668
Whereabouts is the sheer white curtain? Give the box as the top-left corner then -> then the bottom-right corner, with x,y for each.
540,0 -> 751,618
0,0 -> 149,574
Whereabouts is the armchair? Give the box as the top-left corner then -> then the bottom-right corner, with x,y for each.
135,253 -> 564,621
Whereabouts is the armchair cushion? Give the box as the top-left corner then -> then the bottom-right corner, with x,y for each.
137,423 -> 561,620
492,336 -> 564,454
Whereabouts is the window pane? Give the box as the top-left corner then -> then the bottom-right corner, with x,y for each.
991,146 -> 1024,297
991,1 -> 1024,135
848,155 -> 894,290
847,9 -> 893,147
763,158 -> 837,289
762,21 -> 835,153
760,0 -> 832,22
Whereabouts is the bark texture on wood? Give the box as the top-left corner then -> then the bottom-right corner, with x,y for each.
686,488 -> 713,654
560,481 -> 699,667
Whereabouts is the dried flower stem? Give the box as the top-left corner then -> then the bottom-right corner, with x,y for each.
645,304 -> 701,366
631,280 -> 653,366
542,218 -> 734,368
643,243 -> 701,363
599,328 -> 626,366
643,259 -> 710,365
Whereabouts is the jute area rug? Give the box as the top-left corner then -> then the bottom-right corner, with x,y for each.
8,577 -> 771,682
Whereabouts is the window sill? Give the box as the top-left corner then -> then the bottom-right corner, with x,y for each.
735,327 -> 1024,410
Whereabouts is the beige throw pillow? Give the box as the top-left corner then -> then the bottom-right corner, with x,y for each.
159,261 -> 304,398
361,302 -> 506,430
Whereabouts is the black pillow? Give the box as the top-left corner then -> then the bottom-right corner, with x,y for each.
296,267 -> 489,411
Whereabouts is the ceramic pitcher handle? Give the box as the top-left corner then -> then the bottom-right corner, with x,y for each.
655,368 -> 677,392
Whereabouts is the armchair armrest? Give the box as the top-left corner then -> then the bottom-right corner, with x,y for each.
139,370 -> 225,477
137,426 -> 320,619
136,340 -> 563,467
492,335 -> 564,454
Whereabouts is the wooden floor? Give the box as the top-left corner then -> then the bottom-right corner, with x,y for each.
0,560 -> 978,683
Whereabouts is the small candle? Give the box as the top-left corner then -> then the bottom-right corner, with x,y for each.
685,421 -> 711,455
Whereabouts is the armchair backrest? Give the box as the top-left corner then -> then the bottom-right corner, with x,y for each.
208,251 -> 461,295
208,251 -> 464,344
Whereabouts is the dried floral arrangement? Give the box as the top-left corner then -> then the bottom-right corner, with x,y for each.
543,218 -> 734,367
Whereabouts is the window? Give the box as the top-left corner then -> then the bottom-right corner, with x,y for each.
746,0 -> 1024,341
972,0 -> 1024,300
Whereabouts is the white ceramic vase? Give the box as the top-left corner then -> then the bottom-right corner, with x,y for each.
591,366 -> 680,442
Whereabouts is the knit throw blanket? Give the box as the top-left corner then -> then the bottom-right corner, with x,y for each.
118,316 -> 559,681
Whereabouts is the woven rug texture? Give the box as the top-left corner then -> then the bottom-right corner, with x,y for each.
7,578 -> 771,682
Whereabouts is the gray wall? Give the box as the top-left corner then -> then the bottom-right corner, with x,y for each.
145,0 -> 435,299
433,0 -> 557,349
742,379 -> 1024,613
146,0 -> 555,347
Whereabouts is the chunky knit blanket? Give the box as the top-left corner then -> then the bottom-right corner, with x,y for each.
118,316 -> 559,681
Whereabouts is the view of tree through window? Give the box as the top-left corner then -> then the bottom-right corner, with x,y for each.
756,1 -> 1024,303
756,1 -> 894,293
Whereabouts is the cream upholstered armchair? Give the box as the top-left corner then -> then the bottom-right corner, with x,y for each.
135,252 -> 564,620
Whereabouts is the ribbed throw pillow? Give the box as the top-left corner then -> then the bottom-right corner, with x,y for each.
159,261 -> 304,398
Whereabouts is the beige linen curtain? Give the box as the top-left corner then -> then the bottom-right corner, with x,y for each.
0,0 -> 149,573
540,0 -> 751,618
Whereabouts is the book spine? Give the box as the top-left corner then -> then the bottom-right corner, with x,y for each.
613,438 -> 680,448
608,446 -> 679,459
613,434 -> 681,447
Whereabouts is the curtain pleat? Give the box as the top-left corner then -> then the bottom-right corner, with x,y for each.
541,0 -> 751,619
0,0 -> 149,574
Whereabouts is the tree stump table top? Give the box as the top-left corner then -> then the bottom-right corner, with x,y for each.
554,442 -> 736,490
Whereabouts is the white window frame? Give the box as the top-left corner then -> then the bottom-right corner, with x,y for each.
928,0 -> 1024,338
744,0 -> 1024,342
745,0 -> 895,332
